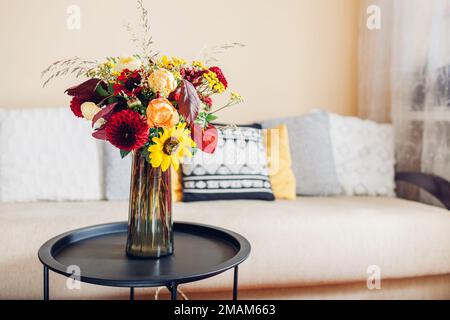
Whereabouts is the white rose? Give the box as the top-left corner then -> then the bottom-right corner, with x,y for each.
113,56 -> 141,73
80,102 -> 101,120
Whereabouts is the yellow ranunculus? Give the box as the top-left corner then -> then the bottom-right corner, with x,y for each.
192,60 -> 206,70
147,68 -> 177,97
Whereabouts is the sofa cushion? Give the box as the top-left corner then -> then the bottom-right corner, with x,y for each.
0,107 -> 102,202
104,142 -> 132,201
261,111 -> 342,196
182,126 -> 275,202
263,124 -> 296,200
328,112 -> 396,196
0,197 -> 449,298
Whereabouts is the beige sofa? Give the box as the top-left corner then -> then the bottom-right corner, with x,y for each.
1,191 -> 449,299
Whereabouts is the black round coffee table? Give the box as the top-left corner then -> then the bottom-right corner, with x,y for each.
38,221 -> 251,300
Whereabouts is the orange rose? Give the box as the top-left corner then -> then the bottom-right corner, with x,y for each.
146,98 -> 179,128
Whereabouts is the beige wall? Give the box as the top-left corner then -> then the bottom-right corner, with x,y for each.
0,0 -> 359,123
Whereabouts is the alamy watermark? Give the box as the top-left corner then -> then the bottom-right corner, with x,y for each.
366,5 -> 381,30
66,265 -> 81,290
66,5 -> 81,30
366,265 -> 381,290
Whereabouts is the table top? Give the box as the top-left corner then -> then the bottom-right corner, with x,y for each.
38,221 -> 251,288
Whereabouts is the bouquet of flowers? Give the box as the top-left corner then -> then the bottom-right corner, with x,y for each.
58,55 -> 242,171
42,0 -> 243,258
42,1 -> 242,172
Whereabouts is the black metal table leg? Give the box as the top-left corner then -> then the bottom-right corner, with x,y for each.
43,265 -> 49,300
130,287 -> 134,300
170,282 -> 177,300
233,265 -> 238,300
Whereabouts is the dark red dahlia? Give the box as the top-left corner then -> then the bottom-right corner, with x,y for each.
70,96 -> 84,118
113,69 -> 142,96
209,66 -> 228,89
180,68 -> 206,87
105,109 -> 149,151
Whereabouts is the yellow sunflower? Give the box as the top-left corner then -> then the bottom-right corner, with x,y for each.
148,122 -> 196,172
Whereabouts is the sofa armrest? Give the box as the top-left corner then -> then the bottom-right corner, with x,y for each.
395,172 -> 450,210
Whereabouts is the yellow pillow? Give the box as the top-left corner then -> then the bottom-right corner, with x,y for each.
263,124 -> 296,200
171,167 -> 183,202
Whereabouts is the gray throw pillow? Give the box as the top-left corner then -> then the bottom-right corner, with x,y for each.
261,110 -> 342,196
104,142 -> 132,200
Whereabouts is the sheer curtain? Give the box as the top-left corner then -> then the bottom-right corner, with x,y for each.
358,0 -> 450,205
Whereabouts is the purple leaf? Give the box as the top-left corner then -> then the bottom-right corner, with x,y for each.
65,78 -> 103,101
178,80 -> 200,124
92,102 -> 117,127
92,128 -> 107,140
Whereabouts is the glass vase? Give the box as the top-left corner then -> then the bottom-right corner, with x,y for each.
126,149 -> 173,258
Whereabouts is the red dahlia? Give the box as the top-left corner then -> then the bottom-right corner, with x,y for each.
209,66 -> 228,89
200,94 -> 213,108
70,96 -> 84,118
180,68 -> 206,86
113,69 -> 142,96
105,109 -> 149,151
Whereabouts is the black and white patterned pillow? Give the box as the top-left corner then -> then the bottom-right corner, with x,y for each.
182,126 -> 275,201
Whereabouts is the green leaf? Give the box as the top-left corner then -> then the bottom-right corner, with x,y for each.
94,81 -> 111,98
206,114 -> 218,122
120,150 -> 131,158
107,96 -> 119,105
141,146 -> 150,162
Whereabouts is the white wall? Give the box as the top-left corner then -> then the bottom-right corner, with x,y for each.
0,0 -> 359,123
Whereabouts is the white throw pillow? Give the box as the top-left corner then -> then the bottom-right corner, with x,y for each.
0,107 -> 103,202
328,112 -> 395,196
104,142 -> 132,201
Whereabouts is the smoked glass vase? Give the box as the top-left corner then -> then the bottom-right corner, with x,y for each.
126,149 -> 173,258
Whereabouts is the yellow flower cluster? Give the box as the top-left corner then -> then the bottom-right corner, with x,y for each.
230,92 -> 243,102
160,56 -> 186,69
104,60 -> 115,69
87,59 -> 120,80
192,60 -> 206,70
203,71 -> 225,93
